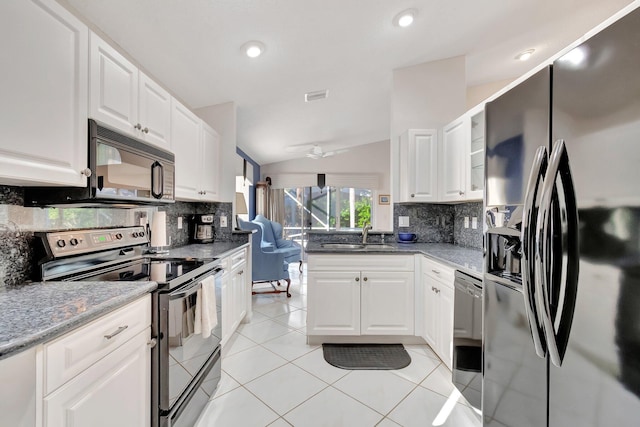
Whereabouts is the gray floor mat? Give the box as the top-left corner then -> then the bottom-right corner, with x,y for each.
322,343 -> 411,370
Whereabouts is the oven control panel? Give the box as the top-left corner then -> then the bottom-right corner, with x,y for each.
39,226 -> 148,258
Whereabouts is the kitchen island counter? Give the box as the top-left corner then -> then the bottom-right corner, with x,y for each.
305,241 -> 482,278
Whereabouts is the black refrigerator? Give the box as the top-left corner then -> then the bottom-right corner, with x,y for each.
483,6 -> 640,427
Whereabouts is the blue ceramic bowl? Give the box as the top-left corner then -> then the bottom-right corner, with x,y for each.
398,232 -> 417,242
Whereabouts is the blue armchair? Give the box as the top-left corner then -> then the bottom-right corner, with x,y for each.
252,215 -> 302,272
237,217 -> 292,297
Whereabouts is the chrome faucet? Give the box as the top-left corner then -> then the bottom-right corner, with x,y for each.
362,223 -> 373,245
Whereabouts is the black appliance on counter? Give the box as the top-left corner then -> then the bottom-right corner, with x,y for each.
25,119 -> 175,207
190,214 -> 215,243
484,7 -> 640,426
452,270 -> 482,410
35,226 -> 223,427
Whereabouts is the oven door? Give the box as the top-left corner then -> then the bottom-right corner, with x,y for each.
157,268 -> 223,413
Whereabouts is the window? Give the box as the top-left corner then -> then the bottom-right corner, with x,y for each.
283,186 -> 372,234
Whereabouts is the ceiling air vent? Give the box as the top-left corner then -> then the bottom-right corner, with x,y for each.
305,89 -> 328,102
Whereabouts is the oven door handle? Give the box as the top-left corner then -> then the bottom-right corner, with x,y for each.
168,267 -> 223,300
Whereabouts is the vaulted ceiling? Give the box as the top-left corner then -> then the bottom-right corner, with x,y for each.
63,0 -> 632,164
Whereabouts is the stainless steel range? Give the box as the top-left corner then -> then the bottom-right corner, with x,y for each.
35,226 -> 223,427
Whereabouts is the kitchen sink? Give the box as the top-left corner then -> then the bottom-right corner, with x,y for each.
320,243 -> 365,249
364,244 -> 396,249
319,243 -> 397,250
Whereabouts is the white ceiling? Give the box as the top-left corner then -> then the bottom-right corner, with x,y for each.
63,0 -> 632,165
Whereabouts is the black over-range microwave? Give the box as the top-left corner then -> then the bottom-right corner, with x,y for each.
25,119 -> 175,207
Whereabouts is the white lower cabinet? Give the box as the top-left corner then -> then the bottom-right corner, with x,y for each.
39,295 -> 151,427
307,255 -> 415,336
43,329 -> 150,427
307,271 -> 361,335
421,257 -> 455,369
221,247 -> 250,346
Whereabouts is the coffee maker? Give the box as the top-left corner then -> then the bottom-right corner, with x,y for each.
190,214 -> 215,243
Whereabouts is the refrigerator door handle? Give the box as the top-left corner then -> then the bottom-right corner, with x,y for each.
521,145 -> 549,358
534,139 -> 580,367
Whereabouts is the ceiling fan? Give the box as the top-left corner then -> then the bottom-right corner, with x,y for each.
305,145 -> 348,159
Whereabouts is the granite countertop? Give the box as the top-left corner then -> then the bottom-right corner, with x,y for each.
157,241 -> 249,260
0,240 -> 250,360
0,281 -> 157,359
305,242 -> 483,278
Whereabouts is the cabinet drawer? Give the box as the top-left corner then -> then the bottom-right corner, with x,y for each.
308,254 -> 414,272
44,295 -> 151,395
422,257 -> 455,285
229,248 -> 247,271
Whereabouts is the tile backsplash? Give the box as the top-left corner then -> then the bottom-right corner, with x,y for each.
0,185 -> 234,287
393,201 -> 483,249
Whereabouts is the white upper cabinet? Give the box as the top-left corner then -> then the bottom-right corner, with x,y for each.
466,107 -> 485,200
200,122 -> 221,201
138,72 -> 171,148
400,129 -> 438,202
439,106 -> 485,202
90,33 -> 171,149
90,32 -> 138,136
0,0 -> 88,187
171,99 -> 221,201
440,118 -> 467,202
171,99 -> 201,199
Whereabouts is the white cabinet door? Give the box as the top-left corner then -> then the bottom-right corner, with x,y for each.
438,282 -> 455,369
422,273 -> 438,349
307,271 -> 360,335
138,72 -> 171,149
440,118 -> 467,201
231,262 -> 248,332
200,122 -> 221,201
171,99 -> 201,200
44,329 -> 150,427
0,0 -> 88,187
466,108 -> 485,200
90,32 -> 139,136
401,129 -> 438,202
220,270 -> 233,347
361,271 -> 414,335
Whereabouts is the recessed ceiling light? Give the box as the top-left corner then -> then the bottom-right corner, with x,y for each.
394,9 -> 417,28
515,49 -> 535,61
242,41 -> 265,58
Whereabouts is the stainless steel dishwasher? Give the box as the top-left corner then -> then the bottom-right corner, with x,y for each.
452,270 -> 483,411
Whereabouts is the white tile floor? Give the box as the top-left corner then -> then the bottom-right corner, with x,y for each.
195,265 -> 481,427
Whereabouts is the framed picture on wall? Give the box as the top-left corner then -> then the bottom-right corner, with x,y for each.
378,195 -> 390,205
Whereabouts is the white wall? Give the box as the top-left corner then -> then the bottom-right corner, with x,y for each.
466,78 -> 514,109
261,140 -> 392,231
195,102 -> 237,202
390,56 -> 467,199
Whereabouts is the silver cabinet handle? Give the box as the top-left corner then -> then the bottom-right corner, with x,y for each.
522,145 -> 548,359
431,269 -> 440,274
238,270 -> 244,275
104,325 -> 128,339
143,127 -> 149,134
355,277 -> 360,282
411,194 -> 415,197
80,168 -> 92,177
363,277 -> 368,282
134,123 -> 142,130
459,190 -> 465,195
147,338 -> 157,348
